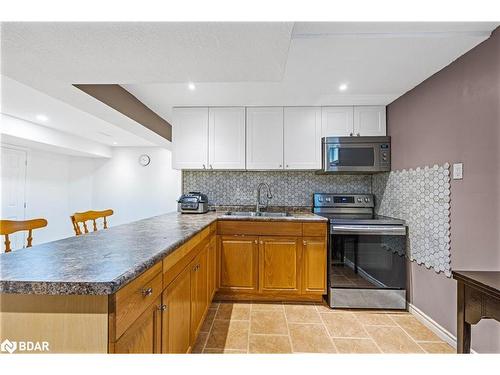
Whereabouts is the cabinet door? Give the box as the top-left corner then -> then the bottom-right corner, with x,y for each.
190,244 -> 209,341
301,237 -> 327,295
208,236 -> 217,300
162,267 -> 191,354
208,107 -> 246,169
284,107 -> 321,170
219,235 -> 259,292
321,106 -> 354,137
172,107 -> 209,169
259,237 -> 301,293
246,107 -> 284,169
114,296 -> 161,354
353,106 -> 386,136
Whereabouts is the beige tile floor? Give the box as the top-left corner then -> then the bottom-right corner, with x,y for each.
192,301 -> 455,354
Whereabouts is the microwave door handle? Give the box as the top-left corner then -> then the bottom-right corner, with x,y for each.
330,148 -> 340,165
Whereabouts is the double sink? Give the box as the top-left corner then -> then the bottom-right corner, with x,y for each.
224,211 -> 291,218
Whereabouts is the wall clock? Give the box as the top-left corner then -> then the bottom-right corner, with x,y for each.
138,154 -> 151,166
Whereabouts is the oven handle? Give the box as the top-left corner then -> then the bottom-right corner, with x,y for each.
331,225 -> 407,236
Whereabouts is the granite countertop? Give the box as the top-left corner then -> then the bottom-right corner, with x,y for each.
0,210 -> 326,296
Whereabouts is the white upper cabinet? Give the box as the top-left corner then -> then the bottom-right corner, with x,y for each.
321,107 -> 354,137
208,107 -> 246,170
172,105 -> 386,170
284,107 -> 321,170
321,106 -> 386,137
172,107 -> 208,170
246,107 -> 284,170
353,106 -> 386,136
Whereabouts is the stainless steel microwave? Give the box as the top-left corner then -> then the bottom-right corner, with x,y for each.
321,136 -> 391,173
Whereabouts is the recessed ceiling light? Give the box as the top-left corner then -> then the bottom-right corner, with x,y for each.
36,114 -> 48,122
112,141 -> 118,145
339,83 -> 348,92
188,82 -> 196,91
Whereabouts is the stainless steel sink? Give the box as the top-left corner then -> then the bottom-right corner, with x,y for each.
224,211 -> 259,217
224,211 -> 291,217
259,212 -> 291,217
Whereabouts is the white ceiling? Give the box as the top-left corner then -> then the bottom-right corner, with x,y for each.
1,22 -> 499,135
1,76 -> 154,147
1,22 -> 293,83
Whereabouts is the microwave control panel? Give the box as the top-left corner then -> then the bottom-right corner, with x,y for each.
379,143 -> 391,166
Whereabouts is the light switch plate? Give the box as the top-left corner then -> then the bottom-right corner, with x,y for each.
453,163 -> 463,180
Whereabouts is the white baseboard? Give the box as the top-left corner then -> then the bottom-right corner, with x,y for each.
408,303 -> 477,353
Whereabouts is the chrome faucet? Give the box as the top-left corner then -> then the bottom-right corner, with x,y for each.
256,183 -> 273,213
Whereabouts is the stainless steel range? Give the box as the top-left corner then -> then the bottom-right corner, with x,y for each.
313,193 -> 408,310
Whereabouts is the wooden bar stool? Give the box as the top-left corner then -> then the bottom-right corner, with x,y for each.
71,209 -> 114,236
0,218 -> 48,253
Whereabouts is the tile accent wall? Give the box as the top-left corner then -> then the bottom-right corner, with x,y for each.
183,167 -> 452,276
182,171 -> 372,207
372,164 -> 451,276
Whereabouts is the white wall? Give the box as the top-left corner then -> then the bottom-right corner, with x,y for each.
25,150 -> 92,244
1,144 -> 181,250
92,147 -> 181,226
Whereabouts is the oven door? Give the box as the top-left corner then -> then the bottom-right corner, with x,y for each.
322,142 -> 388,173
328,225 -> 407,309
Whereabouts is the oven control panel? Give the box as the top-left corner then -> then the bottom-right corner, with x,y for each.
313,193 -> 374,208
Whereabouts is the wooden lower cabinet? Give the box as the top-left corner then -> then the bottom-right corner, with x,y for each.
301,237 -> 327,294
219,235 -> 259,292
161,235 -> 215,353
208,236 -> 217,300
215,222 -> 327,302
259,237 -> 301,294
110,221 -> 326,354
190,244 -> 209,342
161,265 -> 192,353
114,296 -> 162,354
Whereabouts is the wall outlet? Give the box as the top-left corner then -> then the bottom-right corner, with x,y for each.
452,163 -> 463,180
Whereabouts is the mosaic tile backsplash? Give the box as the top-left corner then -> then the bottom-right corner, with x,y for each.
372,164 -> 451,276
182,171 -> 371,207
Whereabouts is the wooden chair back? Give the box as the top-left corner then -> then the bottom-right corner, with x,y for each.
71,209 -> 114,236
0,218 -> 48,253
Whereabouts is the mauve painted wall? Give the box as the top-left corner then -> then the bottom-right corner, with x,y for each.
387,27 -> 500,353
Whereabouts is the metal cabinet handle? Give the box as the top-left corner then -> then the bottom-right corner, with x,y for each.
349,133 -> 353,136
279,164 -> 282,168
202,164 -> 206,169
303,240 -> 307,246
141,287 -> 153,297
158,304 -> 167,311
210,164 -> 213,169
254,240 -> 258,244
357,133 -> 360,136
260,241 -> 263,245
286,165 -> 289,168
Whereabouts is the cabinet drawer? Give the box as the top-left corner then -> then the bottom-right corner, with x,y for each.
302,223 -> 327,237
163,234 -> 212,288
113,262 -> 162,340
217,221 -> 302,236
